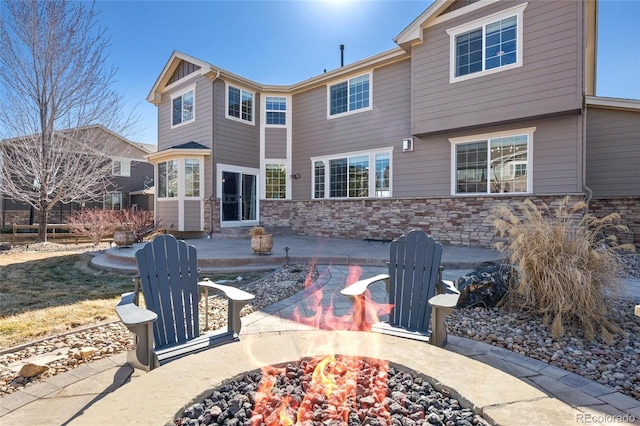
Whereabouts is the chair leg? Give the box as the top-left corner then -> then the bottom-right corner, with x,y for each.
430,305 -> 454,347
227,300 -> 250,336
126,321 -> 155,371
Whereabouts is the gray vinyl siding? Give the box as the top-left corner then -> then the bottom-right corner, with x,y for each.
586,107 -> 640,197
411,0 -> 583,135
111,161 -> 154,193
291,59 -> 411,200
265,128 -> 287,159
183,200 -> 201,230
168,60 -> 201,85
213,79 -> 260,169
158,75 -> 213,151
157,200 -> 179,229
394,115 -> 581,197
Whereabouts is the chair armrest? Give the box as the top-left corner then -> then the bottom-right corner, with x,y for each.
340,274 -> 389,297
198,278 -> 255,301
429,293 -> 460,309
115,292 -> 157,326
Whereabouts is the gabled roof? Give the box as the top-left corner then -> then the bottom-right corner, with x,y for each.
147,51 -> 218,104
394,0 -> 504,49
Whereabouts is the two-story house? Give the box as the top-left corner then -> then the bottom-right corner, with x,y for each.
0,125 -> 156,227
146,0 -> 640,248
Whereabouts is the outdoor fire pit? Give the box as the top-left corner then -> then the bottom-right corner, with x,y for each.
175,355 -> 488,425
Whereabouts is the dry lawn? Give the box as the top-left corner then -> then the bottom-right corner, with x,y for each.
0,250 -> 132,348
0,248 -> 268,349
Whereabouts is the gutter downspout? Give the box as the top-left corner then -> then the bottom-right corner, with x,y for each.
209,69 -> 221,237
582,1 -> 595,214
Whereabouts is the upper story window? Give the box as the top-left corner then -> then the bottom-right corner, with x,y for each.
447,3 -> 526,83
328,73 -> 371,118
450,127 -> 534,195
312,149 -> 391,199
171,85 -> 195,128
265,96 -> 286,125
227,84 -> 254,124
112,159 -> 131,177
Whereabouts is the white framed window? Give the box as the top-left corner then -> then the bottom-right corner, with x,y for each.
311,148 -> 392,199
265,96 -> 286,126
104,192 -> 122,210
447,3 -> 526,83
112,159 -> 131,177
171,85 -> 195,128
226,84 -> 254,124
184,158 -> 201,198
157,158 -> 203,199
158,159 -> 178,198
265,164 -> 286,199
450,127 -> 535,195
327,73 -> 371,118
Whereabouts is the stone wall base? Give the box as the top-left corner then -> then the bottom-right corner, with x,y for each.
259,195 -> 594,248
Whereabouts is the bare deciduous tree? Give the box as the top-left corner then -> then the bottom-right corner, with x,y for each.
0,0 -> 137,242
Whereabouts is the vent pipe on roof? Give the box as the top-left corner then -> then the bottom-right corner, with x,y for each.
340,44 -> 344,67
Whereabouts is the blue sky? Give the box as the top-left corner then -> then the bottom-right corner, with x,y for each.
81,0 -> 640,143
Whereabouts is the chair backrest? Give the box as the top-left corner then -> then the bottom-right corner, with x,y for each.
135,234 -> 200,348
388,230 -> 443,332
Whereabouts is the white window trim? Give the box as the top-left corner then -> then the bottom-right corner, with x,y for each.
326,72 -> 373,120
263,95 -> 287,127
225,83 -> 255,125
447,3 -> 527,84
310,147 -> 393,199
449,127 -> 535,196
170,84 -> 196,129
112,159 -> 131,177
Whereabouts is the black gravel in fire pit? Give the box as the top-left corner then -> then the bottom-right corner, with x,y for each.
175,355 -> 490,426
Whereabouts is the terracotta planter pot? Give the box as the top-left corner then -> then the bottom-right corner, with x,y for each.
251,234 -> 273,254
113,230 -> 136,247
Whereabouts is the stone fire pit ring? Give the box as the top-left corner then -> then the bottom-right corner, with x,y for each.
69,331 -> 584,425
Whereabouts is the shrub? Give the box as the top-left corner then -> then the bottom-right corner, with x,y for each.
489,197 -> 635,341
117,209 -> 155,242
67,209 -> 119,245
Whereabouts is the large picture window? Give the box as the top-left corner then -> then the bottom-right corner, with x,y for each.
312,149 -> 391,199
447,3 -> 526,83
328,73 -> 371,117
171,87 -> 195,127
227,85 -> 254,124
451,128 -> 534,195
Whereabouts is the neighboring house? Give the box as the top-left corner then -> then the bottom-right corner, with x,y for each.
146,0 -> 639,247
0,125 -> 156,227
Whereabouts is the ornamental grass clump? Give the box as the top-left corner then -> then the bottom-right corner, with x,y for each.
489,197 -> 635,341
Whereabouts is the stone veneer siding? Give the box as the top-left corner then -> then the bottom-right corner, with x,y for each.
258,195 -> 588,248
589,197 -> 640,247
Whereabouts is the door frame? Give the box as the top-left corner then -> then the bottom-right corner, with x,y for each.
217,164 -> 260,228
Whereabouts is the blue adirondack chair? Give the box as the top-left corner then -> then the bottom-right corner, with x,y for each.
116,234 -> 255,371
341,230 -> 459,346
